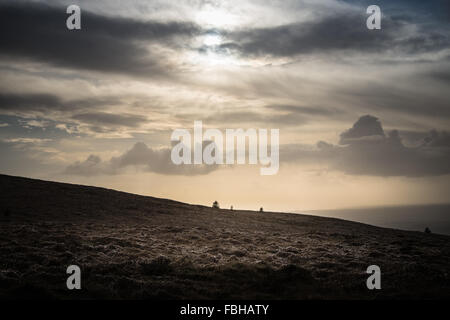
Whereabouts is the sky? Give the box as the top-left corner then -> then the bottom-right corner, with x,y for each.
0,0 -> 449,211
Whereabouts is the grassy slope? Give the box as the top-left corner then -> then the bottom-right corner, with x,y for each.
0,174 -> 449,299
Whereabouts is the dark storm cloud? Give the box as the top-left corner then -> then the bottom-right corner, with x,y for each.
422,130 -> 450,148
64,154 -> 103,176
219,10 -> 449,58
0,92 -> 148,134
0,93 -> 61,111
339,115 -> 385,144
0,2 -> 199,76
427,69 -> 450,85
72,112 -> 148,128
283,115 -> 450,177
0,92 -> 115,113
64,142 -> 217,176
333,129 -> 450,177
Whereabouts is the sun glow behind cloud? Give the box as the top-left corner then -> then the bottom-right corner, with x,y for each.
195,6 -> 238,29
191,5 -> 241,67
202,33 -> 223,47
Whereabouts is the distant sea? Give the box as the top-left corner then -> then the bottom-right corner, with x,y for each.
297,204 -> 450,236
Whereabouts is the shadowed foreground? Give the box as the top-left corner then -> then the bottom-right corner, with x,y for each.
0,174 -> 449,299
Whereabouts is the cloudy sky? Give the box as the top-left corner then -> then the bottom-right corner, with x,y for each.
0,0 -> 449,211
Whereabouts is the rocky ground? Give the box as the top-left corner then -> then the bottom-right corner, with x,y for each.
0,174 -> 449,299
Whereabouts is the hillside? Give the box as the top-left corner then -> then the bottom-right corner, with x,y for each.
0,174 -> 449,299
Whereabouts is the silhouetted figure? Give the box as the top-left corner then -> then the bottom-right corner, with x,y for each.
424,227 -> 431,234
230,205 -> 233,211
259,207 -> 263,213
212,201 -> 219,209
